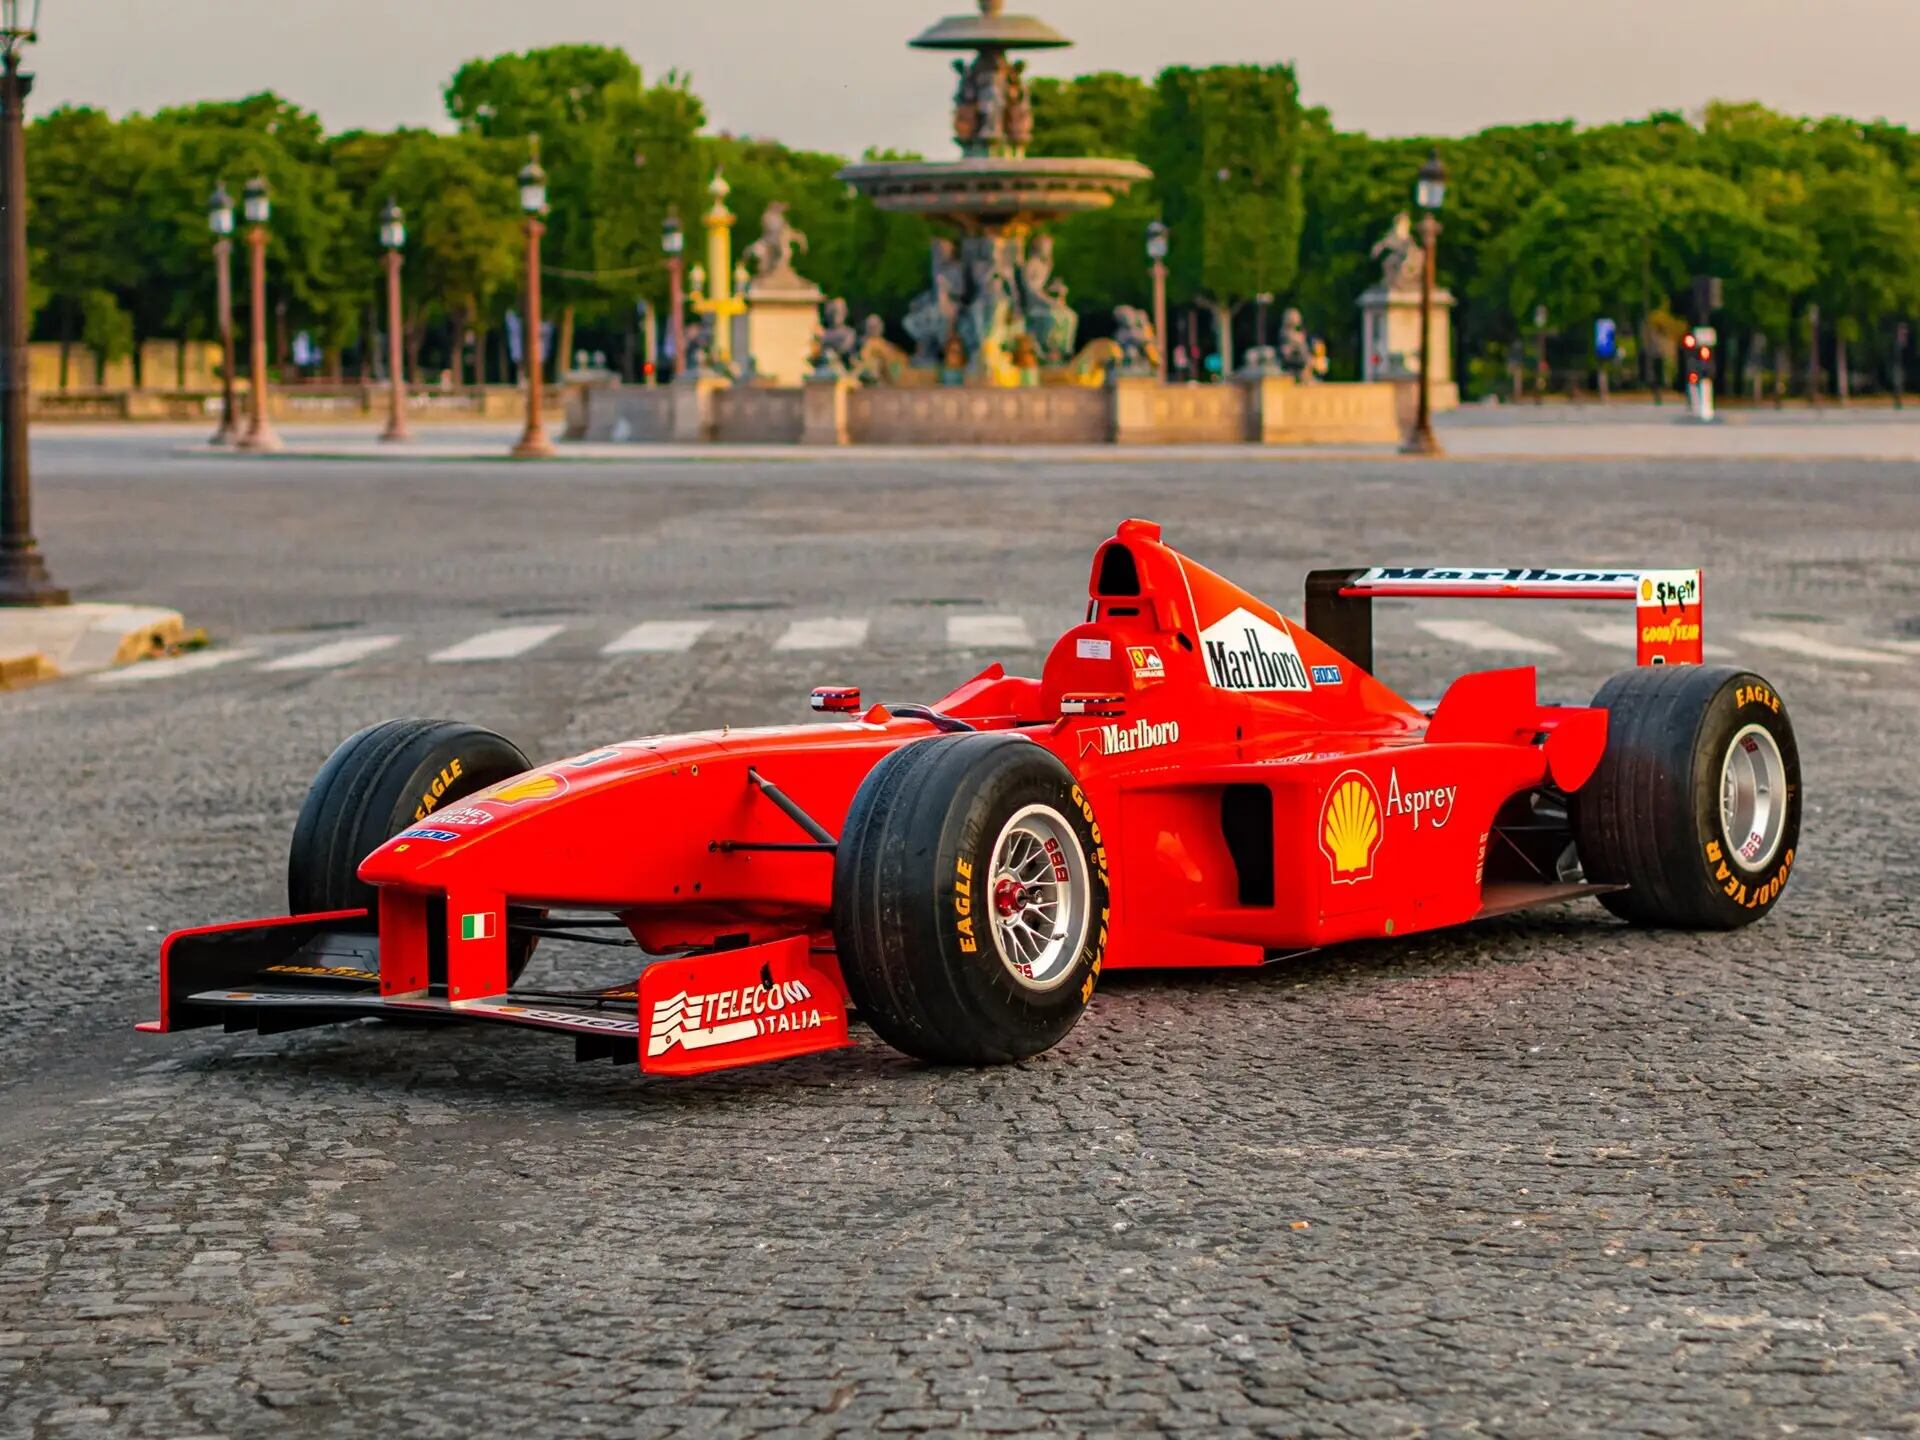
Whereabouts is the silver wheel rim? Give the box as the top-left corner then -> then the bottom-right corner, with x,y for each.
1719,723 -> 1788,872
985,803 -> 1090,992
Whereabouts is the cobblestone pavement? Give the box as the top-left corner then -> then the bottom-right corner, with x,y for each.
3,433 -> 1918,1437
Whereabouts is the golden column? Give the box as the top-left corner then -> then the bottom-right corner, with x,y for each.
691,170 -> 745,369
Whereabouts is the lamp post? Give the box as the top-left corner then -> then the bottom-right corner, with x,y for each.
1254,291 -> 1274,352
511,148 -> 555,458
235,175 -> 282,452
1402,148 -> 1447,455
1146,220 -> 1168,382
0,0 -> 65,605
662,207 -> 685,382
207,181 -> 237,446
377,198 -> 410,443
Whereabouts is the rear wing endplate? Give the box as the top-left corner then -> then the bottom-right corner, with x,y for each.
1304,566 -> 1703,674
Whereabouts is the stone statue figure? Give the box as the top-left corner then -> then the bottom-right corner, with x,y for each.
1370,211 -> 1425,293
951,58 -> 979,145
1277,306 -> 1313,379
856,314 -> 910,385
743,201 -> 809,282
1113,305 -> 1160,374
960,236 -> 1032,367
815,296 -> 859,373
903,238 -> 964,363
1017,235 -> 1078,361
970,52 -> 1006,146
1004,59 -> 1033,151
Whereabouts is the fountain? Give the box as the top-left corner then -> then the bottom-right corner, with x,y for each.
837,0 -> 1151,386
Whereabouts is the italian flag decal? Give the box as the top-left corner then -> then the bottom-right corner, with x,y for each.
460,911 -> 497,941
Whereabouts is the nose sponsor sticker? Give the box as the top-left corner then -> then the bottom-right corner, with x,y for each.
490,772 -> 567,804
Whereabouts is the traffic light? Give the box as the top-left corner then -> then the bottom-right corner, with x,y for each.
1682,332 -> 1715,385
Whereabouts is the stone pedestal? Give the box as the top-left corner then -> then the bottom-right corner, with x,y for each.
742,276 -> 825,386
1358,284 -> 1455,394
802,374 -> 856,446
669,374 -> 728,442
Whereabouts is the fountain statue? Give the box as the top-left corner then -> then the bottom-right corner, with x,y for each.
839,0 -> 1150,385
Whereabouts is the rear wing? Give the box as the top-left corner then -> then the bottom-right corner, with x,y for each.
1304,566 -> 1703,674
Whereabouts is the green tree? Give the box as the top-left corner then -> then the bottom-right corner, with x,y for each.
446,45 -> 654,366
1800,168 -> 1920,399
377,132 -> 522,385
1141,65 -> 1304,373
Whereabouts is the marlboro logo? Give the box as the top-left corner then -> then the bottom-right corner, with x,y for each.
1198,608 -> 1313,693
1081,718 -> 1180,757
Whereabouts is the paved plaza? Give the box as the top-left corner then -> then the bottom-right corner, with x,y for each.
2,419 -> 1918,1436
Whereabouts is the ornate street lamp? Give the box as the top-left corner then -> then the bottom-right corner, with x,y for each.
378,198 -> 411,443
236,175 -> 282,452
661,207 -> 685,382
207,182 -> 237,445
1402,147 -> 1447,456
1145,220 -> 1169,383
0,0 -> 67,605
511,147 -> 554,458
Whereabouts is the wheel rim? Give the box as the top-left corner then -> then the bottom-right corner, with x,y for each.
985,803 -> 1090,992
1719,723 -> 1788,872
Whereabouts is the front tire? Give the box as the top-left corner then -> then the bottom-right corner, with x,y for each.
1572,666 -> 1800,928
832,733 -> 1111,1065
289,718 -> 539,982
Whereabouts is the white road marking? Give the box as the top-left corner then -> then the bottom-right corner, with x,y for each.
774,617 -> 869,652
947,613 -> 1034,649
428,624 -> 565,663
260,634 -> 403,672
1577,622 -> 1733,658
600,620 -> 713,655
1732,628 -> 1908,665
93,649 -> 260,683
1417,618 -> 1562,655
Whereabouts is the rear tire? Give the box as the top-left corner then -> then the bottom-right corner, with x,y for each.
833,733 -> 1111,1065
1571,666 -> 1800,928
289,718 -> 539,982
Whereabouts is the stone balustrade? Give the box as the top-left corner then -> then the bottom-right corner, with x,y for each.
572,373 -> 1405,447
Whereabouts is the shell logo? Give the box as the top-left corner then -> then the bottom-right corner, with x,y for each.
492,772 -> 567,804
1319,770 -> 1383,884
1639,577 -> 1654,601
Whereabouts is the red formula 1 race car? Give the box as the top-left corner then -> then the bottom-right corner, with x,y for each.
144,519 -> 1801,1078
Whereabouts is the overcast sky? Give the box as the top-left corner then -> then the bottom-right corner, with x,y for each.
32,0 -> 1920,155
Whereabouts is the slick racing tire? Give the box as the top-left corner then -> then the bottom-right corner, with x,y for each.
833,733 -> 1111,1065
1571,666 -> 1800,929
289,718 -> 539,983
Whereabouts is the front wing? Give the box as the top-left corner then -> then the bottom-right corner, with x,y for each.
141,912 -> 852,1077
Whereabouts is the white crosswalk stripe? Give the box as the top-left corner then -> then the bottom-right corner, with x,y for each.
601,620 -> 713,655
1416,618 -> 1562,655
774,617 -> 869,652
429,624 -> 565,663
260,634 -> 402,672
93,649 -> 260,684
1732,628 -> 1908,665
947,613 -> 1034,649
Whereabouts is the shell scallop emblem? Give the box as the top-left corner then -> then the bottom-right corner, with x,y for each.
1319,771 -> 1383,884
491,772 -> 567,804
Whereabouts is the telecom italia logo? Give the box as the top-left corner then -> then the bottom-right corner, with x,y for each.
646,979 -> 825,1056
1199,608 -> 1313,693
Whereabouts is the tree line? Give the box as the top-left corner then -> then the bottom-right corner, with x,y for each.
26,43 -> 1920,397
